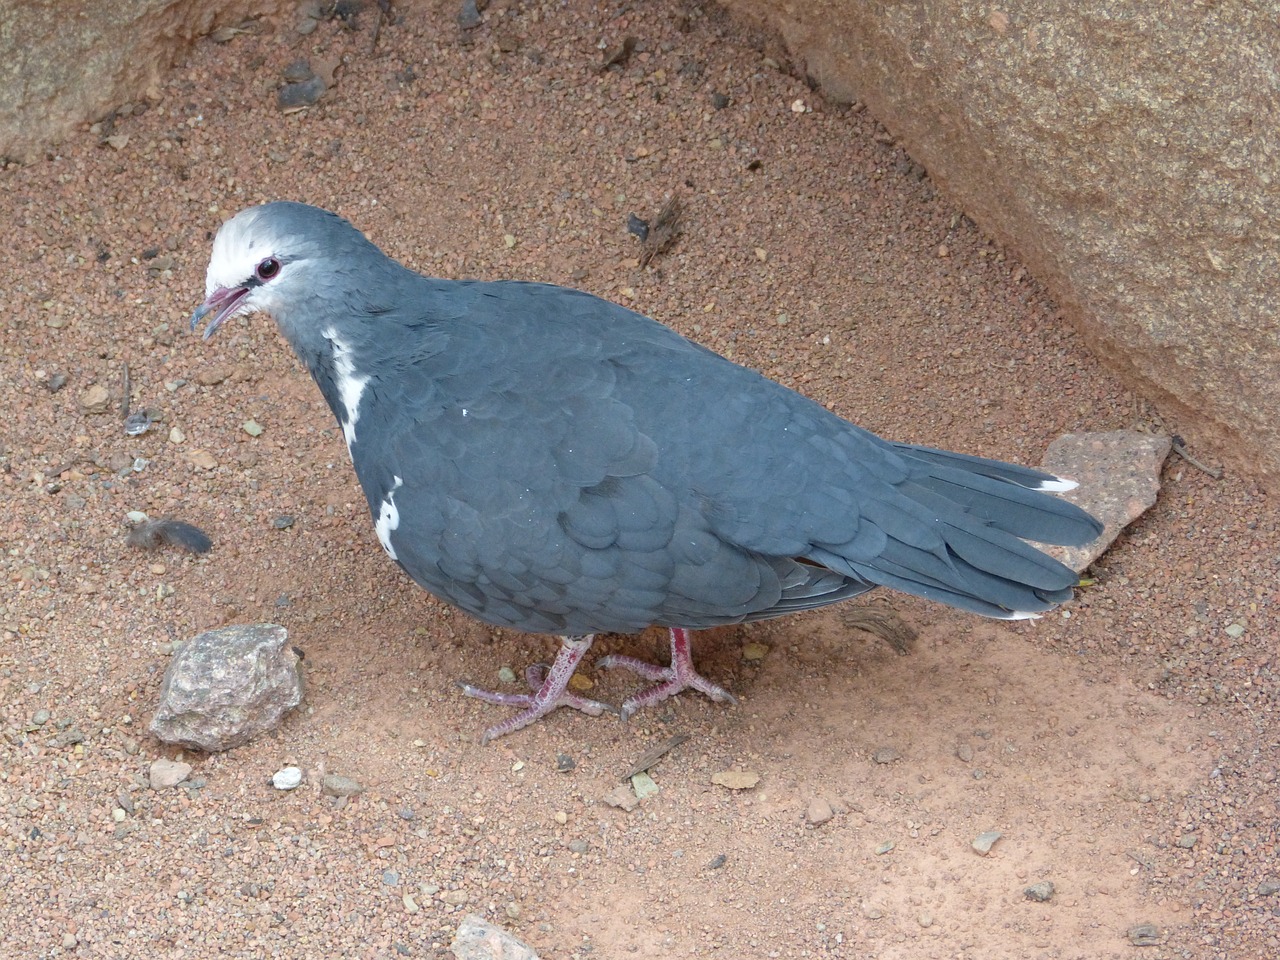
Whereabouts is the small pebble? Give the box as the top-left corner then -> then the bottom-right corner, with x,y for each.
875,840 -> 895,855
806,797 -> 834,826
556,753 -> 575,772
603,784 -> 639,811
497,666 -> 517,684
871,747 -> 901,764
631,771 -> 660,799
271,766 -> 303,790
1127,923 -> 1162,946
741,641 -> 770,661
918,912 -> 933,928
1176,833 -> 1198,849
62,933 -> 78,950
322,774 -> 364,798
971,830 -> 1002,856
31,709 -> 50,726
567,839 -> 589,854
149,758 -> 193,789
1024,880 -> 1055,902
711,769 -> 760,790
554,810 -> 568,825
124,410 -> 153,435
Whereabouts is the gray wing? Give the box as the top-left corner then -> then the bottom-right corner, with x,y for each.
346,281 -> 1099,635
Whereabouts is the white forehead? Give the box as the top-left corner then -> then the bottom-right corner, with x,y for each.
205,208 -> 286,295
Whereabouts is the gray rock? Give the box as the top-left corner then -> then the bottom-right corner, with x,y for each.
1037,431 -> 1172,572
1127,923 -> 1162,947
1024,880 -> 1055,902
149,757 -> 192,789
277,76 -> 326,111
971,830 -> 1002,856
714,0 -> 1280,487
149,623 -> 303,751
1257,879 -> 1280,896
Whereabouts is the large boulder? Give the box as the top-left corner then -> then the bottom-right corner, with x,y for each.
720,0 -> 1280,487
0,0 -> 287,162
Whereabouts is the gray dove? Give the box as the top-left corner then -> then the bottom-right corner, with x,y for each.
192,202 -> 1102,742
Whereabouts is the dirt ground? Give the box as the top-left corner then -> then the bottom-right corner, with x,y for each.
2,1 -> 1277,958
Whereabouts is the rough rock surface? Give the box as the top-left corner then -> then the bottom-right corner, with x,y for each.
451,915 -> 541,960
1037,430 -> 1172,573
718,0 -> 1280,487
0,0 -> 286,162
150,623 -> 304,751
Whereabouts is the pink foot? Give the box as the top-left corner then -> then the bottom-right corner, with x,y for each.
460,635 -> 614,743
597,627 -> 737,721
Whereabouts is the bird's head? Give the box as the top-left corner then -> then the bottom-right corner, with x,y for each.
191,201 -> 377,342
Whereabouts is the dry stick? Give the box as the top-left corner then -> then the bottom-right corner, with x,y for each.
1171,438 -> 1222,480
620,733 -> 690,782
120,361 -> 130,416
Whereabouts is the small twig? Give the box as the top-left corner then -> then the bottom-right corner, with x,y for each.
47,455 -> 91,479
620,733 -> 689,782
1171,437 -> 1222,479
639,193 -> 683,267
120,361 -> 131,416
369,0 -> 390,53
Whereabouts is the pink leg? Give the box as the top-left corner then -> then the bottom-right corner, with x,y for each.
459,635 -> 613,743
597,627 -> 737,721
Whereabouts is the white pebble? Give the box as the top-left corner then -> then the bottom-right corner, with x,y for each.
271,766 -> 303,790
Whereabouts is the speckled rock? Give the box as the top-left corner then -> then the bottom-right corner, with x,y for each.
1037,430 -> 1172,572
718,0 -> 1280,488
149,623 -> 303,751
451,915 -> 541,960
0,0 -> 288,162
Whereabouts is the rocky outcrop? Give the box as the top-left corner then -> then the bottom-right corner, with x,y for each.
0,0 -> 287,162
720,0 -> 1280,487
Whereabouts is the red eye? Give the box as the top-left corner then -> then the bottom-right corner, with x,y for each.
255,257 -> 281,280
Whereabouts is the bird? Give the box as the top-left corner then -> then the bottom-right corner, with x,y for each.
191,201 -> 1103,742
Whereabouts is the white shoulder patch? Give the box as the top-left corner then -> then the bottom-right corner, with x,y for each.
375,476 -> 404,560
323,326 -> 370,453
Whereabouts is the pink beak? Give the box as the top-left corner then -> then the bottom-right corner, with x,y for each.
190,286 -> 249,340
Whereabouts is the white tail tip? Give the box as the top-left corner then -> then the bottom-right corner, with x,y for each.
1036,476 -> 1078,493
1002,610 -> 1043,621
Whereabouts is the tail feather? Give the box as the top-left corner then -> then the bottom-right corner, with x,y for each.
896,443 -> 1103,546
799,440 -> 1101,621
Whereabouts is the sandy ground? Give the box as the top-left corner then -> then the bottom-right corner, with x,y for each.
2,1 -> 1278,958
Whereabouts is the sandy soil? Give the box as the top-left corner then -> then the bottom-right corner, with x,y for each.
2,1 -> 1277,958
